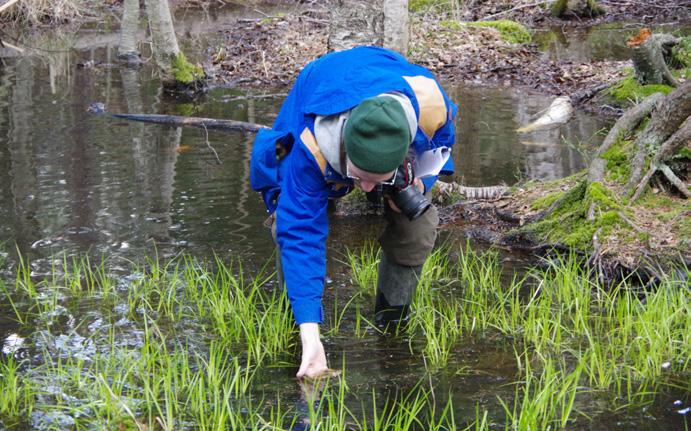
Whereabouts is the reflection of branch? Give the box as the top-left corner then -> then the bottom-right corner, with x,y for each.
201,124 -> 222,165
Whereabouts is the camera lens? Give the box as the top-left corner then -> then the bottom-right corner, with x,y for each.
393,185 -> 431,221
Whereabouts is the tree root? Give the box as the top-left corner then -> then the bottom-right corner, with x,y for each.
625,81 -> 691,196
631,116 -> 691,201
594,92 -> 664,158
660,164 -> 690,198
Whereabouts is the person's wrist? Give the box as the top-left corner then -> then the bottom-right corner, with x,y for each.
299,322 -> 321,343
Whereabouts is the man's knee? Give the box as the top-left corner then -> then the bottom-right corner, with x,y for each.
379,204 -> 439,266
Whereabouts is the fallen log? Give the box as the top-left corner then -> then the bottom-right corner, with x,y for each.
88,103 -> 269,133
109,113 -> 268,132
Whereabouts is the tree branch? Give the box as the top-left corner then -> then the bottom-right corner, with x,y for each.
479,0 -> 550,20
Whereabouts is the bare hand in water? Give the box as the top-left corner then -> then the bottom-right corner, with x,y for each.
296,323 -> 330,379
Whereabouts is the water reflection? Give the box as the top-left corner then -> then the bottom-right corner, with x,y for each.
0,51 -> 274,266
451,86 -> 605,186
534,24 -> 691,62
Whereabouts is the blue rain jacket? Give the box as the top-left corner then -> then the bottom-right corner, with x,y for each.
250,46 -> 457,324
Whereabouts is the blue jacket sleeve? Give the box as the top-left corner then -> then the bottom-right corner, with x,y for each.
275,140 -> 330,325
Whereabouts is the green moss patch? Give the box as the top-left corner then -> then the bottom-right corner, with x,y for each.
531,190 -> 564,211
606,76 -> 672,103
513,181 -> 632,250
601,139 -> 634,184
466,20 -> 531,44
172,52 -> 204,84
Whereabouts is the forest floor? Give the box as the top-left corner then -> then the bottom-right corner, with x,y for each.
206,0 -> 687,100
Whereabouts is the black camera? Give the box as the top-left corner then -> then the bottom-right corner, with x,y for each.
381,159 -> 431,221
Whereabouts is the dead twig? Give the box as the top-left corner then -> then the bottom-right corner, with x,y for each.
616,211 -> 646,235
0,39 -> 23,53
478,0 -> 550,20
0,0 -> 19,14
221,93 -> 287,102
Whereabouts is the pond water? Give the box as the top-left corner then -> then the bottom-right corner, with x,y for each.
0,9 -> 687,431
534,23 -> 690,62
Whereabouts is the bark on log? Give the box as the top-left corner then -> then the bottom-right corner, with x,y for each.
107,112 -> 268,132
660,164 -> 690,198
629,32 -> 679,87
625,81 -> 691,195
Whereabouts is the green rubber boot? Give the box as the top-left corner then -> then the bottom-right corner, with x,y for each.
374,253 -> 422,329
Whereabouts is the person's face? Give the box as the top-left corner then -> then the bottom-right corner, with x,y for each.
346,159 -> 397,193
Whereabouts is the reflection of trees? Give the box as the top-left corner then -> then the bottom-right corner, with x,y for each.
538,26 -> 633,62
5,58 -> 39,252
452,86 -> 526,186
229,99 -> 254,242
118,66 -> 180,246
449,86 -> 603,186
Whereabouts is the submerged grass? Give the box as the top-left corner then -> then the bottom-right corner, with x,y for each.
0,247 -> 688,429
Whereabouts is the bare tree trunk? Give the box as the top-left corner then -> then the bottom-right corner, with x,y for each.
629,32 -> 679,87
383,0 -> 408,55
144,0 -> 180,81
328,0 -> 384,52
551,0 -> 604,18
118,0 -> 141,62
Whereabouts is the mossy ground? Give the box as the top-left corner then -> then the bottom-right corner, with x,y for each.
606,75 -> 673,104
503,167 -> 688,267
465,20 -> 532,44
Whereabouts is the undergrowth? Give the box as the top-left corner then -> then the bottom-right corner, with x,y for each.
0,248 -> 688,429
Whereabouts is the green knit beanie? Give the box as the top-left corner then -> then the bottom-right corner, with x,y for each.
344,97 -> 410,174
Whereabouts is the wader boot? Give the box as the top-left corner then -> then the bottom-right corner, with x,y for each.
374,253 -> 422,329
